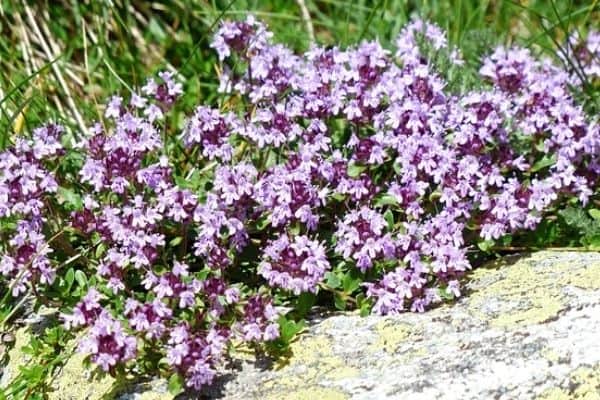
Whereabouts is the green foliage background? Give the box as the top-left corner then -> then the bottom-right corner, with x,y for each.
1,0 -> 598,138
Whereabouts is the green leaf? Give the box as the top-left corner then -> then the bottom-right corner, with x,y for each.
325,272 -> 341,289
0,219 -> 17,231
560,207 -> 591,231
148,18 -> 167,41
342,271 -> 361,293
374,194 -> 398,208
530,154 -> 556,172
383,209 -> 394,229
477,240 -> 495,252
168,373 -> 185,396
264,149 -> 279,168
95,243 -> 107,259
295,292 -> 316,317
56,187 -> 83,211
360,303 -> 371,317
588,209 -> 600,221
65,268 -> 75,289
347,163 -> 367,178
586,235 -> 600,250
278,316 -> 305,342
439,287 -> 455,300
288,222 -> 301,236
428,190 -> 442,202
356,293 -> 372,317
255,214 -> 270,230
74,270 -> 87,288
333,292 -> 346,310
330,192 -> 346,202
169,236 -> 183,247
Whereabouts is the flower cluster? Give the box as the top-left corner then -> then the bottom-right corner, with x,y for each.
259,235 -> 330,294
334,207 -> 395,272
0,125 -> 63,295
78,310 -> 137,372
183,107 -> 239,161
61,73 -> 282,388
2,16 -> 599,394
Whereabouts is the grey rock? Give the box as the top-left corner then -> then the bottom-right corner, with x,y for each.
207,251 -> 600,400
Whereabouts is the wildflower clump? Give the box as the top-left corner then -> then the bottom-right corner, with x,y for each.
1,17 -> 598,393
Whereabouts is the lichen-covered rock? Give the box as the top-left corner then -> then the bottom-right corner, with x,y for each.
0,325 -> 34,389
1,251 -> 599,399
208,251 -> 600,400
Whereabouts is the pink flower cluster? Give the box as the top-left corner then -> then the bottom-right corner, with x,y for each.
0,125 -> 63,295
210,17 -> 598,316
1,17 -> 598,393
61,72 -> 280,387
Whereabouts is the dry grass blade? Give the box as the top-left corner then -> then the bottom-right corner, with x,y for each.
296,0 -> 315,44
23,3 -> 88,137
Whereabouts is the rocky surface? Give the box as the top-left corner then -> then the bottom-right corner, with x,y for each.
2,250 -> 600,399
212,251 -> 600,400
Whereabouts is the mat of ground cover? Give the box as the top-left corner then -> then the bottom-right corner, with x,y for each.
2,250 -> 599,400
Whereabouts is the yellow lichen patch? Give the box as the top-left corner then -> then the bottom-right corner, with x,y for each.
538,388 -> 571,400
488,288 -> 564,328
48,350 -> 116,400
468,253 -> 600,328
400,346 -> 428,362
286,335 -> 359,381
134,388 -> 174,400
266,387 -> 348,400
540,347 -> 560,364
283,335 -> 333,366
0,329 -> 161,399
569,365 -> 600,399
538,364 -> 600,400
560,262 -> 600,290
261,335 -> 356,396
467,253 -> 568,328
370,320 -> 413,353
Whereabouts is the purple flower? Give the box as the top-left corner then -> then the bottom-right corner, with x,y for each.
78,311 -> 137,372
61,288 -> 103,329
334,206 -> 395,271
183,106 -> 239,161
259,234 -> 330,294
